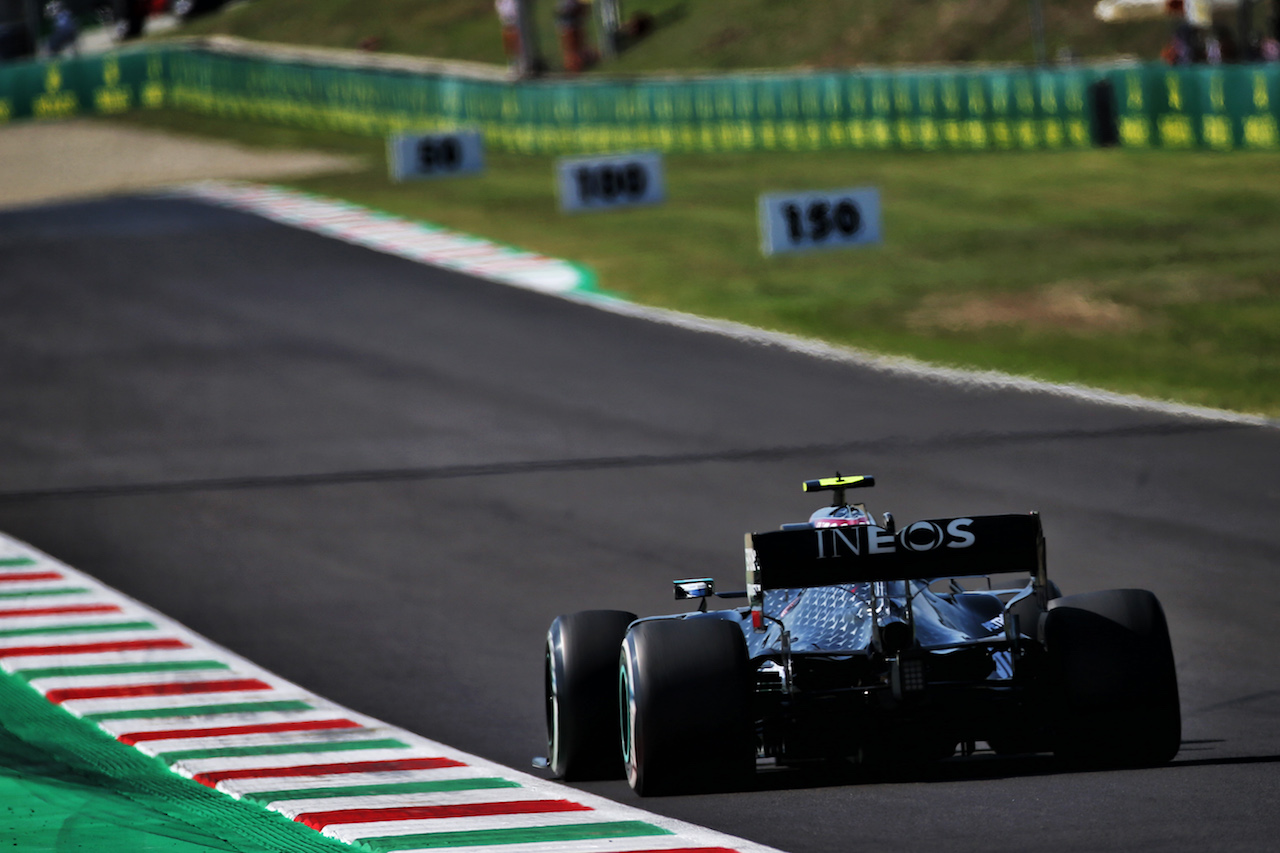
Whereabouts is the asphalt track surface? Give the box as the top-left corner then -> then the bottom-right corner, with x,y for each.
2,195 -> 1278,853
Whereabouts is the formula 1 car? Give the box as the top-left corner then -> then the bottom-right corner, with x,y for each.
542,475 -> 1181,795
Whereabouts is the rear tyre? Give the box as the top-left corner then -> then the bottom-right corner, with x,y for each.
620,618 -> 754,796
1044,588 -> 1180,767
545,610 -> 636,780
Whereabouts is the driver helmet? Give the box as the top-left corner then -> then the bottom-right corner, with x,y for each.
809,504 -> 871,528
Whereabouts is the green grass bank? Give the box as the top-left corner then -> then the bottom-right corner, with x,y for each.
117,109 -> 1280,418
173,0 -> 1177,71
0,670 -> 349,853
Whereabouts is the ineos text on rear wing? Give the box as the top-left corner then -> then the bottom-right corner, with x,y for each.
745,513 -> 1045,630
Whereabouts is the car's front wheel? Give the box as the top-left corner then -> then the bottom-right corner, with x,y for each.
545,609 -> 636,780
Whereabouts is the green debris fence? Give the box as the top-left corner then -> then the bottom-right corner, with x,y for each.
2,45 -> 1277,152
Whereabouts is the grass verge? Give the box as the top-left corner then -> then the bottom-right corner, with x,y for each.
168,0 -> 1174,70
116,108 -> 1280,417
0,669 -> 350,853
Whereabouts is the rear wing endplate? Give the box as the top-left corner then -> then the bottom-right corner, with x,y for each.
745,513 -> 1045,630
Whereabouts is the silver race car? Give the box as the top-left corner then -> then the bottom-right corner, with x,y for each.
542,475 -> 1181,795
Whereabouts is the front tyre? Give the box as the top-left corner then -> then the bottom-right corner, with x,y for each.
620,618 -> 753,796
545,610 -> 636,780
1045,588 -> 1181,767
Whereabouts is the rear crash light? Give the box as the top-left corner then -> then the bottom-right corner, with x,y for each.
892,657 -> 926,698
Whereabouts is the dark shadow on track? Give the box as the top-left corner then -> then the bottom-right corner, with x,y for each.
742,755 -> 1063,790
0,421 -> 1247,504
665,743 -> 1280,795
1160,754 -> 1280,769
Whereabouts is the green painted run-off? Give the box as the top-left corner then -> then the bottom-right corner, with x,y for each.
360,820 -> 672,851
243,776 -> 520,804
84,699 -> 314,721
0,586 -> 90,599
0,620 -> 157,638
0,667 -> 354,853
159,737 -> 410,762
16,660 -> 231,680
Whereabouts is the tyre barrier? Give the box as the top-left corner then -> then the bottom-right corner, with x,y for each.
1,41 -> 1277,152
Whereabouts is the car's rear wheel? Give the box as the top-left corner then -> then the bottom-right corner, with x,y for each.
545,610 -> 636,780
1044,588 -> 1181,767
620,617 -> 754,796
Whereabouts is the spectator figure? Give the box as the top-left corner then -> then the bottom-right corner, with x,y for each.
46,1 -> 78,56
1168,23 -> 1196,64
1205,33 -> 1222,64
1215,25 -> 1238,62
1161,32 -> 1192,65
113,0 -> 147,40
556,0 -> 592,73
1262,36 -> 1280,61
495,0 -> 520,71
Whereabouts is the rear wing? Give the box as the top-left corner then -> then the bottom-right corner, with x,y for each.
745,513 -> 1045,630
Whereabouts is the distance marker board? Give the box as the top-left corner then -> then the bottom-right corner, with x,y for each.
556,152 -> 665,213
759,187 -> 882,256
388,130 -> 484,181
